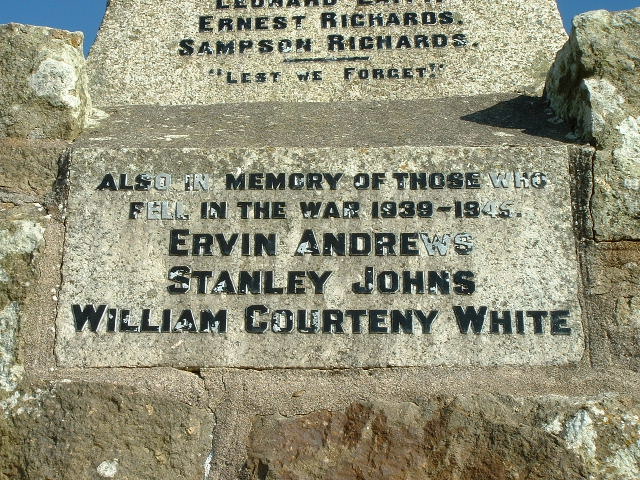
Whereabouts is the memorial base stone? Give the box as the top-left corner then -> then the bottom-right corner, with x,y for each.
5,94 -> 640,480
56,97 -> 586,369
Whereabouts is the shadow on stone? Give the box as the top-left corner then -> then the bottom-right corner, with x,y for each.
461,95 -> 572,142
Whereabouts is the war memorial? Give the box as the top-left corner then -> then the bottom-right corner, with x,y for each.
0,0 -> 639,478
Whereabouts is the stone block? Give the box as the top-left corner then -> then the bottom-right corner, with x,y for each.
546,9 -> 640,143
87,0 -> 566,105
0,205 -> 47,393
0,381 -> 213,480
245,395 -> 640,480
200,367 -> 640,479
1,2 -> 640,479
591,137 -> 640,241
583,241 -> 640,370
0,23 -> 91,140
545,8 -> 640,241
53,99 -> 586,369
0,139 -> 67,199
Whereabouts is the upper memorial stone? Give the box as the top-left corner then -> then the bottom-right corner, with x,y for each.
87,0 -> 566,106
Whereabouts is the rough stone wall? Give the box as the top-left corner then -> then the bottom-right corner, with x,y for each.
0,24 -> 84,391
0,23 -> 91,140
245,395 -> 640,480
0,25 -> 215,478
0,11 -> 639,479
202,368 -> 640,480
546,8 -> 640,371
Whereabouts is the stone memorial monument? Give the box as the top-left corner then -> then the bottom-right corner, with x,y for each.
1,1 -> 639,479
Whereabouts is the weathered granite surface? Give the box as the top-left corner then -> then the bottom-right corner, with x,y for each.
0,209 -> 46,395
201,367 -> 640,479
73,94 -> 573,149
0,139 -> 68,203
87,0 -> 566,105
584,241 -> 640,371
2,368 -> 640,480
546,8 -> 640,143
545,8 -> 640,372
54,96 -> 587,369
2,8 -> 640,480
546,8 -> 640,241
0,24 -> 91,140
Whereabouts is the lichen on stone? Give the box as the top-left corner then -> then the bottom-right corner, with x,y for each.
29,58 -> 81,111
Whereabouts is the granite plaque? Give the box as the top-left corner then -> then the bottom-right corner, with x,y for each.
88,0 -> 567,105
56,145 -> 584,368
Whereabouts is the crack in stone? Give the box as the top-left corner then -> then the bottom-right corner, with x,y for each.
589,148 -> 599,242
51,149 -> 72,368
593,239 -> 640,243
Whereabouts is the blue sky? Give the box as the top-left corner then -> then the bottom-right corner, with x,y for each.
0,1 -> 638,55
